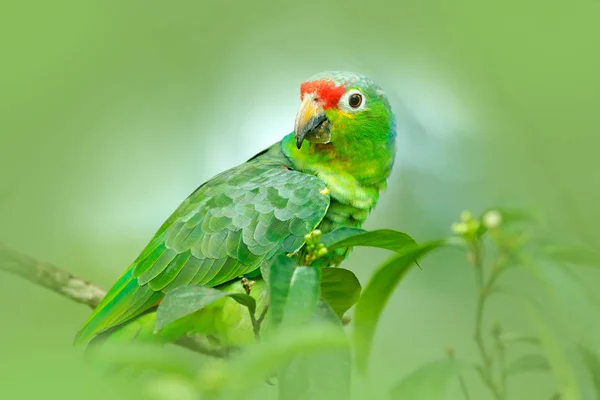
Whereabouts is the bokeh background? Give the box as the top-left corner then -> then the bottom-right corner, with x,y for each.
1,1 -> 599,399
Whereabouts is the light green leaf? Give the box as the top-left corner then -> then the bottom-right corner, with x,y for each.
155,285 -> 255,333
325,229 -> 417,253
281,266 -> 321,328
390,359 -> 464,400
507,354 -> 549,375
88,342 -> 198,378
320,267 -> 361,319
543,243 -> 600,267
268,254 -> 298,328
579,347 -> 600,399
278,301 -> 351,400
353,241 -> 444,374
200,325 -> 350,398
526,302 -> 581,400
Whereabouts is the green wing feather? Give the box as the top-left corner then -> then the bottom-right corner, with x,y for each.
75,146 -> 330,345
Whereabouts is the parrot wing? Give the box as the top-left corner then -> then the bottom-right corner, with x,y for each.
75,152 -> 330,345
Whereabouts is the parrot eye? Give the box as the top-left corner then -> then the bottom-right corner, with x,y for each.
348,93 -> 362,108
339,89 -> 367,112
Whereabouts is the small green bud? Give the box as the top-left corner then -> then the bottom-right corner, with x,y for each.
312,229 -> 322,241
452,222 -> 468,235
460,210 -> 473,222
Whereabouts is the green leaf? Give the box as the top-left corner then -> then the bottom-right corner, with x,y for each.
321,227 -> 366,247
353,241 -> 444,374
526,302 -> 581,400
320,267 -> 361,319
543,243 -> 600,267
507,354 -> 550,375
155,285 -> 255,333
278,301 -> 351,400
579,347 -> 600,399
200,325 -> 350,398
88,342 -> 198,378
267,255 -> 321,330
390,359 -> 464,400
325,229 -> 417,253
268,255 -> 298,328
281,266 -> 321,328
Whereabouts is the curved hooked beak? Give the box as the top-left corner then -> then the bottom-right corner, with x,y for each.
293,94 -> 332,149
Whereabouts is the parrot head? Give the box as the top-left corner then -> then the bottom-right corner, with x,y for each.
283,71 -> 396,203
293,71 -> 395,150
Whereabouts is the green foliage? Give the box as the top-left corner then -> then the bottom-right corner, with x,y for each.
15,210 -> 600,400
543,243 -> 600,267
390,359 -> 465,400
525,303 -> 581,400
324,228 -> 417,253
580,347 -> 600,399
319,267 -> 361,318
352,240 -> 444,373
266,254 -> 299,328
506,354 -> 549,375
155,285 -> 255,334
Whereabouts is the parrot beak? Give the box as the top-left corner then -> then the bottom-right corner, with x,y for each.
294,94 -> 331,149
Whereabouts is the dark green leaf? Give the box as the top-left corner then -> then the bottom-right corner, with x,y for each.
320,268 -> 361,319
281,266 -> 321,328
326,229 -> 417,253
543,243 -> 600,267
268,255 -> 298,328
353,241 -> 444,373
579,347 -> 600,399
155,285 -> 255,333
507,354 -> 549,375
390,359 -> 464,400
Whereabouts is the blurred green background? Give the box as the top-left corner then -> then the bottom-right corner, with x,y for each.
1,0 -> 599,399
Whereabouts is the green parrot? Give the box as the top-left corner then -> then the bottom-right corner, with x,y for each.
74,71 -> 396,345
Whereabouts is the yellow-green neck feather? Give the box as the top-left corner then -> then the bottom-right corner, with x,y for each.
282,105 -> 396,212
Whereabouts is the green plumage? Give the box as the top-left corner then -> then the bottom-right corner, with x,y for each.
75,71 -> 396,345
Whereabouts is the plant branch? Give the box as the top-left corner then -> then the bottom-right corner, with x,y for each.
469,241 -> 504,400
0,241 -> 230,358
0,242 -> 105,308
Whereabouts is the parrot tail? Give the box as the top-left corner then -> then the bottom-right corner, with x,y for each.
74,264 -> 163,346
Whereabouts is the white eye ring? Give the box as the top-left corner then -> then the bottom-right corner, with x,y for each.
339,89 -> 367,112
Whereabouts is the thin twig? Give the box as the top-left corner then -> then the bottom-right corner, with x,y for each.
469,241 -> 503,400
458,375 -> 471,400
256,304 -> 269,325
493,329 -> 508,399
241,277 -> 261,340
447,348 -> 471,400
0,241 -> 230,358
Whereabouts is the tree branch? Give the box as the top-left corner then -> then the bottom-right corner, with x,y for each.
0,242 -> 106,308
0,241 -> 229,358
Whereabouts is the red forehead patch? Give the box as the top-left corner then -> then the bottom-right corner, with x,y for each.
300,79 -> 345,109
